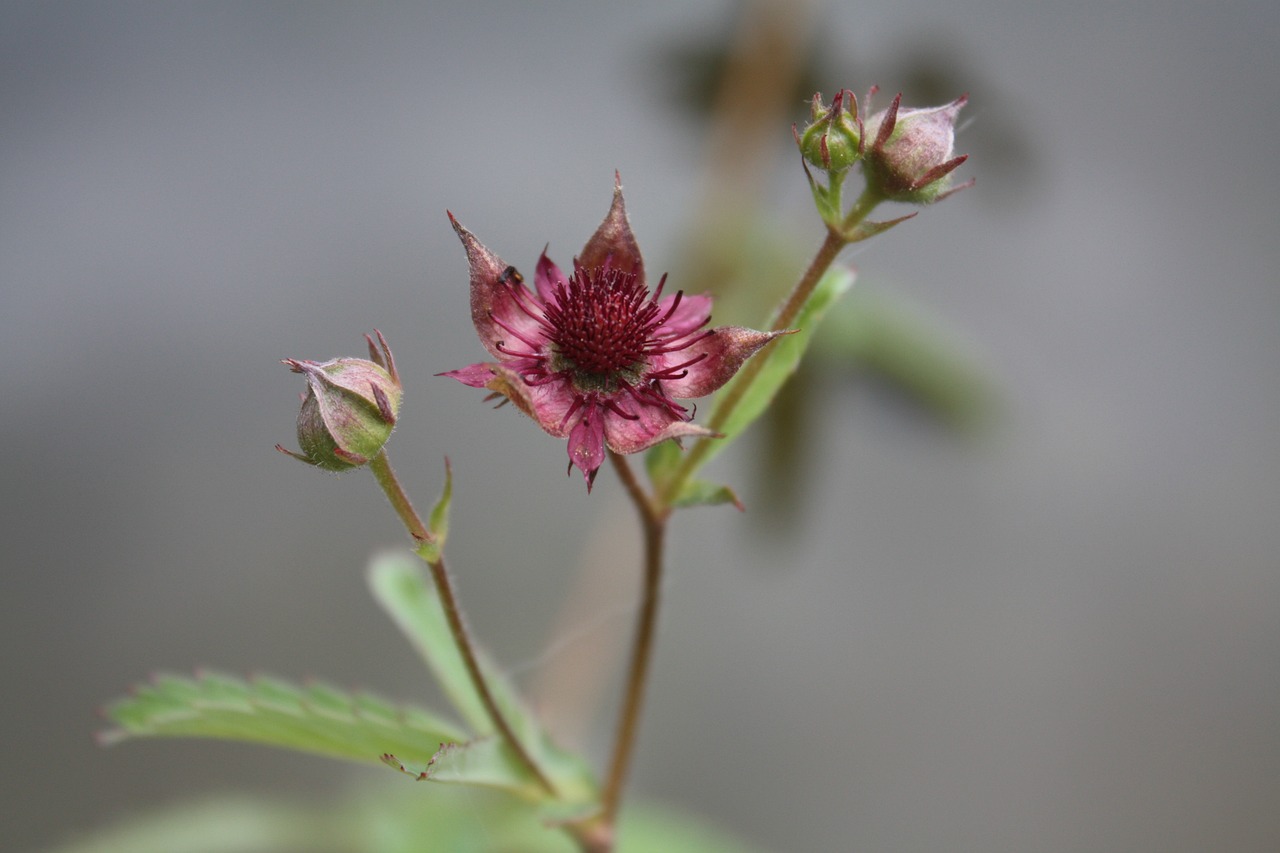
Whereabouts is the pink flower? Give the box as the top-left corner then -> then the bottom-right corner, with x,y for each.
442,179 -> 784,490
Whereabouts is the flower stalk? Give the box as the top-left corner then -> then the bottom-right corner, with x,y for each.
587,172 -> 899,829
601,451 -> 669,824
366,449 -> 559,799
656,189 -> 875,508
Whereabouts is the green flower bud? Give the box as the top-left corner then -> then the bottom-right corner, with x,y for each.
277,331 -> 402,471
796,90 -> 862,175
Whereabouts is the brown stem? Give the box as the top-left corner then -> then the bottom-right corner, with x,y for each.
767,226 -> 849,340
366,450 -> 558,797
656,186 -> 885,509
711,226 -> 846,429
657,226 -> 847,507
601,451 -> 669,826
424,552 -> 559,797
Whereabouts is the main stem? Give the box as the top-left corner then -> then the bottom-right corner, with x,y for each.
367,450 -> 557,797
602,451 -> 669,827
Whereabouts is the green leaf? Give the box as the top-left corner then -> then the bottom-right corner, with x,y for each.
41,797 -> 359,853
644,437 -> 682,490
418,459 -> 453,563
382,738 -> 546,799
99,671 -> 467,772
668,478 -> 743,511
43,785 -> 591,853
42,787 -> 768,853
828,284 -> 996,430
367,552 -> 597,803
704,264 -> 856,466
367,553 -> 493,736
429,459 -> 452,544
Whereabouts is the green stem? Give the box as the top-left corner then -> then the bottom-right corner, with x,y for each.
601,451 -> 669,827
713,227 -> 844,422
656,187 -> 883,509
366,450 -> 558,798
368,449 -> 431,541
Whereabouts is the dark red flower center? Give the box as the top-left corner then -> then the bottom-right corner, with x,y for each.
491,260 -> 714,426
544,266 -> 657,378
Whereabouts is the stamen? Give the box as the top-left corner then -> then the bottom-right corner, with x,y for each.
644,328 -> 716,355
502,280 -> 558,338
620,379 -> 688,420
495,341 -> 543,360
601,396 -> 640,421
650,273 -> 668,302
557,394 -> 586,432
523,371 -> 567,387
647,351 -> 708,380
654,290 -> 684,328
489,310 -> 546,351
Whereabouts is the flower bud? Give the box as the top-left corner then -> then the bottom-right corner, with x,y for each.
796,89 -> 862,175
863,93 -> 969,204
277,331 -> 402,471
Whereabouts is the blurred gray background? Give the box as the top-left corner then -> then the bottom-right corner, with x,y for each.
3,1 -> 1278,851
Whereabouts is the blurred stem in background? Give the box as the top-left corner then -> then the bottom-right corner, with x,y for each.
677,0 -> 818,299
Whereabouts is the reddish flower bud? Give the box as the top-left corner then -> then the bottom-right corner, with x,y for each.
863,93 -> 970,204
277,331 -> 402,471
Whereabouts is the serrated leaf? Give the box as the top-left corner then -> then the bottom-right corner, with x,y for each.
383,738 -> 544,798
367,552 -> 597,803
99,671 -> 466,772
703,265 -> 855,467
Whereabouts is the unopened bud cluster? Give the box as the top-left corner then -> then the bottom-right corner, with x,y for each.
795,87 -> 970,208
278,331 -> 402,471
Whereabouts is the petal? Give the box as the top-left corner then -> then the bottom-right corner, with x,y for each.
652,327 -> 792,399
449,213 -> 548,359
534,250 -> 568,303
578,176 -> 645,285
653,291 -> 712,340
567,408 -> 606,480
456,363 -> 579,439
601,394 -> 717,455
439,362 -> 498,388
